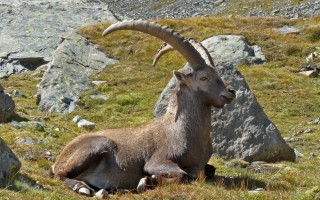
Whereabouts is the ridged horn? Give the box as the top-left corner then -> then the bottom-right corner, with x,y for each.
152,39 -> 215,68
152,43 -> 174,67
102,20 -> 208,70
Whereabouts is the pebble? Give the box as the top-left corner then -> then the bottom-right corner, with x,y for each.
72,115 -> 83,123
294,149 -> 304,158
248,188 -> 265,194
78,119 -> 95,130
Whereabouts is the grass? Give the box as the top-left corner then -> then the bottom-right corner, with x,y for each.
1,15 -> 320,199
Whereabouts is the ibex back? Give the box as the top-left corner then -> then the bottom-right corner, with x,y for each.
50,20 -> 236,196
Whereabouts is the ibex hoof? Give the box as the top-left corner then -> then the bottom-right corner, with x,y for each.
94,189 -> 107,199
137,177 -> 148,193
78,187 -> 91,196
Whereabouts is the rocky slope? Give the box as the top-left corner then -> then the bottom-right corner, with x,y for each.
106,0 -> 320,20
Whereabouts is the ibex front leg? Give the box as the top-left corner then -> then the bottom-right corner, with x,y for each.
138,157 -> 188,193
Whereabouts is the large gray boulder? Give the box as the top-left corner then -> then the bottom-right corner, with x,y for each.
37,32 -> 118,113
154,35 -> 295,162
0,84 -> 15,123
0,138 -> 21,187
0,0 -> 118,78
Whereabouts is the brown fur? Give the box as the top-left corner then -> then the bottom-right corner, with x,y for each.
51,67 -> 235,194
51,20 -> 235,196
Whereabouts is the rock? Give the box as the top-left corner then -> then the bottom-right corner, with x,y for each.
37,32 -> 118,113
274,25 -> 300,35
201,35 -> 266,66
92,81 -> 107,86
248,188 -> 265,194
78,119 -> 95,130
10,121 -> 22,128
0,90 -> 15,123
154,36 -> 295,162
107,0 -> 320,20
306,52 -> 320,63
284,137 -> 305,143
43,132 -> 59,138
90,94 -> 108,100
309,152 -> 316,158
300,64 -> 320,73
0,137 -> 21,187
295,128 -> 314,135
294,149 -> 303,158
12,90 -> 26,98
247,162 -> 284,174
22,121 -> 45,132
72,115 -> 83,123
299,70 -> 318,78
0,0 -> 118,78
44,151 -> 55,161
16,138 -> 49,145
225,159 -> 249,168
309,117 -> 320,125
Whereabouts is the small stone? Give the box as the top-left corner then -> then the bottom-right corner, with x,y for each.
78,119 -> 95,130
12,90 -> 26,98
90,94 -> 108,100
296,128 -> 314,135
92,81 -> 107,85
299,70 -> 318,78
275,25 -> 300,35
283,137 -> 305,142
306,52 -> 319,63
53,126 -> 60,131
28,122 -> 45,132
309,152 -> 316,157
248,188 -> 265,193
10,121 -> 22,128
44,151 -> 55,161
16,138 -> 49,145
43,132 -> 59,138
294,149 -> 303,158
72,115 -> 83,123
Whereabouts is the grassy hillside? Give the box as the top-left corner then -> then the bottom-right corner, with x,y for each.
1,15 -> 320,199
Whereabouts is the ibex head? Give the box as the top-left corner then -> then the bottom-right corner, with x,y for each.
103,20 -> 235,108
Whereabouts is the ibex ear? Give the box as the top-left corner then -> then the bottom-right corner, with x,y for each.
173,70 -> 188,83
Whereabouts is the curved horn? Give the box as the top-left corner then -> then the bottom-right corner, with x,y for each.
152,39 -> 215,68
152,43 -> 174,67
102,20 -> 208,70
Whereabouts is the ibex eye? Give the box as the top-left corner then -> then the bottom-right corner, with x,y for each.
200,77 -> 208,81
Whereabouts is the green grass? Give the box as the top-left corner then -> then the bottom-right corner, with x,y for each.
1,15 -> 320,199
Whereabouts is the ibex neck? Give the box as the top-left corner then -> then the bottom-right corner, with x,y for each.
165,85 -> 212,135
163,84 -> 213,162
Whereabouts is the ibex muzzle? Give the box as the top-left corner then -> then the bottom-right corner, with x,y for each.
51,20 -> 235,196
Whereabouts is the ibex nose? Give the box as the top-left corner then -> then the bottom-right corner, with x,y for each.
228,87 -> 236,95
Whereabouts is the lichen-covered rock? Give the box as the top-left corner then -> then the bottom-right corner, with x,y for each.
0,138 -> 21,187
154,35 -> 295,162
0,86 -> 15,123
37,32 -> 118,113
0,0 -> 118,78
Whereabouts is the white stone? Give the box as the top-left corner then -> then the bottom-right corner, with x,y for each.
299,70 -> 318,78
72,115 -> 83,123
78,119 -> 95,130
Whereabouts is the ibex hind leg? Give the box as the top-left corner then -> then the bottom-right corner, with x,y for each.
52,136 -> 117,194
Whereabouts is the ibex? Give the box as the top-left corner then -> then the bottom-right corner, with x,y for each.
50,20 -> 236,196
